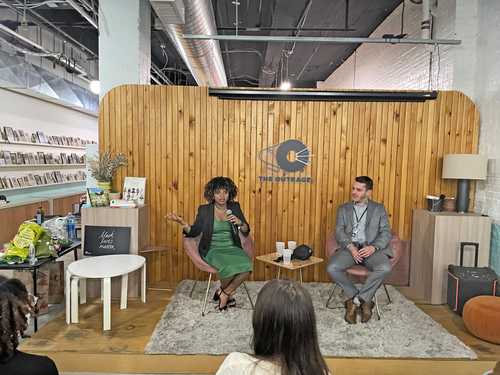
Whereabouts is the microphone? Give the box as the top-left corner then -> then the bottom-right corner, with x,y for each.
225,209 -> 239,235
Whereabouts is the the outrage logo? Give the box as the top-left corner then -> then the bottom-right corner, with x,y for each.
258,139 -> 312,183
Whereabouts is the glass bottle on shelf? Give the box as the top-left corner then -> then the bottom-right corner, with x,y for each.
35,206 -> 45,225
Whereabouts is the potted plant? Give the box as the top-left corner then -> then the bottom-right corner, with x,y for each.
88,151 -> 128,192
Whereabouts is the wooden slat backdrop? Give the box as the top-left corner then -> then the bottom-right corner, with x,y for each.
99,86 -> 479,283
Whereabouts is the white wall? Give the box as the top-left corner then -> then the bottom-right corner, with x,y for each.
318,0 -> 456,90
0,88 -> 98,197
453,0 -> 500,223
0,89 -> 97,140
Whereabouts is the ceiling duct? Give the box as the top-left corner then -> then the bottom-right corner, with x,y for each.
151,0 -> 227,87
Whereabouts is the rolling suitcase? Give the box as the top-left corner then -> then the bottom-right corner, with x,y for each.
447,242 -> 498,315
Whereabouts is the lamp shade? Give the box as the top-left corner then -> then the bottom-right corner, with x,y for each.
442,154 -> 487,180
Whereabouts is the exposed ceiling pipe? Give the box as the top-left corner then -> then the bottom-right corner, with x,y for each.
66,0 -> 98,29
0,23 -> 90,78
151,62 -> 173,84
183,34 -> 461,46
421,0 -> 432,40
151,0 -> 227,87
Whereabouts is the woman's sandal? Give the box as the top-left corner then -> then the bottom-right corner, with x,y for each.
214,288 -> 236,306
217,288 -> 232,311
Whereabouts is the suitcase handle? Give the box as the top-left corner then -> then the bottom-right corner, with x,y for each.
460,242 -> 479,267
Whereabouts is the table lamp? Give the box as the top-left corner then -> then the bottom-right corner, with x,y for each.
442,154 -> 487,213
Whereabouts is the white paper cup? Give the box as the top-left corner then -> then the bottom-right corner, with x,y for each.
276,241 -> 285,255
288,241 -> 297,251
283,249 -> 293,264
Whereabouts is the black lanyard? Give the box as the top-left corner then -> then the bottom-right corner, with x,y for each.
353,205 -> 368,224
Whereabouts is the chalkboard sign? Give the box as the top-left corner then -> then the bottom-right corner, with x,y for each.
83,225 -> 131,256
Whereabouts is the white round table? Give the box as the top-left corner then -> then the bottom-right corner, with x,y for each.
65,254 -> 146,331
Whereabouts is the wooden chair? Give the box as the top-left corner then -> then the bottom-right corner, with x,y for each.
183,233 -> 255,316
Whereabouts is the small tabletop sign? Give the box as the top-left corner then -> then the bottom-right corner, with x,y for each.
84,225 -> 131,256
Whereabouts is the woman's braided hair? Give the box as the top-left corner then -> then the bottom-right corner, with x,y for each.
0,277 -> 31,362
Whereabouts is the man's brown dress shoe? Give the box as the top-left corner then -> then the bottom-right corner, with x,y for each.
361,300 -> 374,323
344,298 -> 358,324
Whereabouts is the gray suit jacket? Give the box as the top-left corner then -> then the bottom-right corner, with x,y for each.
335,200 -> 393,257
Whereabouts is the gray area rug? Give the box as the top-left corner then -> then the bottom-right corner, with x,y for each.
145,280 -> 476,359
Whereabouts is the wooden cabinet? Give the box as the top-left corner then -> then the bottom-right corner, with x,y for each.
409,209 -> 491,304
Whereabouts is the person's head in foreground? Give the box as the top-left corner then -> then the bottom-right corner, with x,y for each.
0,277 -> 58,375
0,277 -> 32,362
252,279 -> 329,375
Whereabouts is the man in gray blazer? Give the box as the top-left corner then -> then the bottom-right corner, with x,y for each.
327,176 -> 392,324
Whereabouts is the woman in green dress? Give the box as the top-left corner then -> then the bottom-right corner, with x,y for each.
167,177 -> 253,311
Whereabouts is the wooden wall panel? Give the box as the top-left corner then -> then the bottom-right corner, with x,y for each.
99,87 -> 480,283
0,201 -> 50,245
52,194 -> 81,216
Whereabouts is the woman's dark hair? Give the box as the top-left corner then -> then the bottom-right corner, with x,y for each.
203,176 -> 238,203
355,175 -> 373,191
252,280 -> 330,375
0,277 -> 30,306
0,278 -> 30,362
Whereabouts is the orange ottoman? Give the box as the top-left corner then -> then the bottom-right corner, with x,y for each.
463,296 -> 500,344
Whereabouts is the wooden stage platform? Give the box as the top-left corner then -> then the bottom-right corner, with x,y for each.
20,284 -> 499,375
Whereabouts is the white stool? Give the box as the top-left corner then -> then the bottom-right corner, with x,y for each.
65,254 -> 146,330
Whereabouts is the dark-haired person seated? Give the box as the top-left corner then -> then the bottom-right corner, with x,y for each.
167,176 -> 253,311
0,276 -> 59,375
216,279 -> 330,375
326,176 -> 393,324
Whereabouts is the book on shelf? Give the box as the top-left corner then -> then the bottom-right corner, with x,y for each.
123,177 -> 147,205
4,127 -> 15,142
87,187 -> 109,207
0,126 -> 95,146
3,151 -> 11,164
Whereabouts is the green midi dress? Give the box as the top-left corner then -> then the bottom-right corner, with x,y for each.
203,219 -> 253,279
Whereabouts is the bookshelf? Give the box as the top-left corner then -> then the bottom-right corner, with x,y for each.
0,180 -> 85,193
0,164 -> 85,170
0,140 -> 87,150
0,125 -> 92,193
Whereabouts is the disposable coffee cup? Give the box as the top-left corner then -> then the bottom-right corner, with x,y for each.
288,241 -> 297,251
283,249 -> 293,264
276,241 -> 285,255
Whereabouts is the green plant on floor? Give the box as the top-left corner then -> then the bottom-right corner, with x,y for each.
88,151 -> 128,183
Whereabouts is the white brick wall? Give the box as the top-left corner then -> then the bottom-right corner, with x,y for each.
318,0 -> 456,90
319,0 -> 500,224
452,0 -> 500,224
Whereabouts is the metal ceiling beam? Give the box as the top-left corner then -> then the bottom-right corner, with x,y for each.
1,0 -> 98,58
184,34 -> 462,46
217,27 -> 357,32
66,0 -> 98,29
